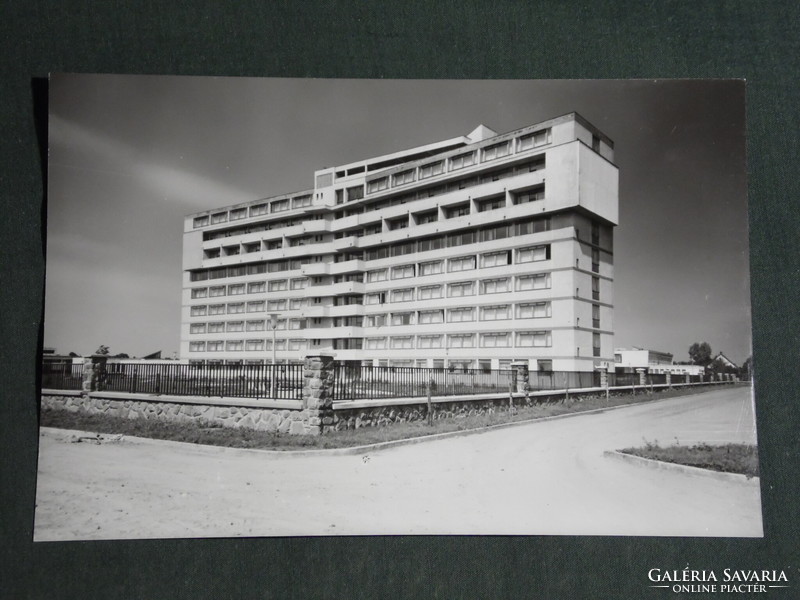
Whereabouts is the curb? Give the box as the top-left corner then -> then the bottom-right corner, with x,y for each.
603,450 -> 760,485
40,390 -> 705,458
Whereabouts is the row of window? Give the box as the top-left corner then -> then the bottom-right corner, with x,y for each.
364,331 -> 553,350
190,278 -> 309,298
190,339 -> 309,352
365,273 -> 552,304
193,195 -> 313,228
363,129 -> 551,194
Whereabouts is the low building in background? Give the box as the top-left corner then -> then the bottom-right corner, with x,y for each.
613,347 -> 705,376
181,113 -> 619,372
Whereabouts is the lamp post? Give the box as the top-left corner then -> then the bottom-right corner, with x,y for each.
269,313 -> 278,398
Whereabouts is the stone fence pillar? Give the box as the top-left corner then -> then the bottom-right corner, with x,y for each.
595,365 -> 609,389
685,373 -> 690,384
81,354 -> 108,393
302,353 -> 336,435
636,368 -> 647,386
511,362 -> 529,393
665,371 -> 672,387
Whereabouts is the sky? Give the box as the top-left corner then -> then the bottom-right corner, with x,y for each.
44,76 -> 751,364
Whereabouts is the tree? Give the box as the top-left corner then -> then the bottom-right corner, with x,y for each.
741,356 -> 753,379
688,342 -> 712,366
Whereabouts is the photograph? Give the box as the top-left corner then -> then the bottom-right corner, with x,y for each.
35,75 -> 759,541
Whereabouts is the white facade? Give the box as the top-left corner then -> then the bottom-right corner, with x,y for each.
614,348 -> 705,376
181,113 -> 618,371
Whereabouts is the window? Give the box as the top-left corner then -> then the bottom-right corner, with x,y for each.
391,288 -> 414,303
367,177 -> 389,194
292,195 -> 312,209
513,185 -> 545,205
482,140 -> 511,161
418,285 -> 443,300
226,340 -> 244,352
538,359 -> 553,372
592,276 -> 600,300
447,231 -> 475,248
207,304 -> 224,315
593,333 -> 601,357
392,264 -> 415,279
246,340 -> 264,352
208,286 -> 225,297
517,128 -> 551,150
365,337 -> 386,350
418,310 -> 444,324
480,305 -> 510,321
364,314 -> 386,327
517,273 -> 551,291
208,322 -> 225,333
210,212 -> 227,224
515,217 -> 550,236
448,255 -> 476,272
190,323 -> 206,334
193,216 -> 209,228
290,278 -> 308,290
228,284 -> 245,295
481,332 -> 511,348
592,221 -> 600,245
227,303 -> 244,314
271,199 -> 290,212
347,185 -> 364,201
207,341 -> 223,352
392,169 -> 416,186
450,151 -> 476,170
226,321 -> 244,332
367,269 -> 387,283
250,204 -> 268,217
246,320 -> 265,332
289,298 -> 307,309
592,304 -> 600,328
190,306 -> 207,317
288,319 -> 305,330
592,134 -> 601,153
248,264 -> 267,275
517,302 -> 551,319
481,278 -> 510,294
230,208 -> 247,221
444,203 -> 470,219
477,196 -> 505,212
592,248 -> 600,273
189,342 -> 205,352
286,339 -> 304,351
269,280 -> 288,292
247,301 -> 265,313
388,216 -> 408,230
419,161 -> 444,179
391,312 -> 413,326
517,331 -> 552,347
417,236 -> 444,252
418,335 -> 443,349
517,245 -> 550,263
391,336 -> 414,349
191,288 -> 208,299
267,299 -> 287,311
416,210 -> 438,225
365,292 -> 386,305
247,281 -> 266,294
448,307 -> 475,323
448,334 -> 475,348
448,281 -> 474,297
481,251 -> 511,268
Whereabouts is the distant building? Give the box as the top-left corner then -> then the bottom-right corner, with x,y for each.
711,352 -> 737,370
181,112 -> 618,372
613,347 -> 704,376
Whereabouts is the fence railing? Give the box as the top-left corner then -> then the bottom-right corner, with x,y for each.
41,363 -> 84,391
100,362 -> 304,400
332,365 -> 515,401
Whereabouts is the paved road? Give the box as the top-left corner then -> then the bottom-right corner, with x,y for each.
34,386 -> 762,540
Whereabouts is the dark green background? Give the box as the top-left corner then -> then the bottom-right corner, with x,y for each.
2,2 -> 798,598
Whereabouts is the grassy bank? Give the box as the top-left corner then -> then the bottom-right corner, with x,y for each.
620,441 -> 759,478
41,384 -> 738,451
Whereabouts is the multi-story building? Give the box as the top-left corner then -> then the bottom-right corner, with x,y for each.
181,112 -> 618,372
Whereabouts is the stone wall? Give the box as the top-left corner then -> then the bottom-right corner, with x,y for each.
42,393 -> 317,435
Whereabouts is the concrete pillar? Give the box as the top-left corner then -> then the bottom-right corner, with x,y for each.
636,368 -> 646,386
685,373 -> 690,384
511,362 -> 529,394
666,371 -> 672,387
596,365 -> 608,389
302,353 -> 337,435
81,358 -> 94,394
91,355 -> 108,391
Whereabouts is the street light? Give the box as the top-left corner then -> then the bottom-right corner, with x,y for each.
269,312 -> 278,398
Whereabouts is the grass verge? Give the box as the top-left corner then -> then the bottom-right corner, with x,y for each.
619,441 -> 759,478
42,384 -> 739,451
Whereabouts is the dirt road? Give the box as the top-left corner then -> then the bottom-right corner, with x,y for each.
34,386 -> 762,540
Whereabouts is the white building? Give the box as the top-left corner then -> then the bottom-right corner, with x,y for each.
181,112 -> 618,372
613,347 -> 705,376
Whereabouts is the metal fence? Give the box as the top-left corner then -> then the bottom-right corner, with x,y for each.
332,364 -> 515,401
527,371 -> 600,391
41,362 -> 84,391
101,362 -> 305,400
